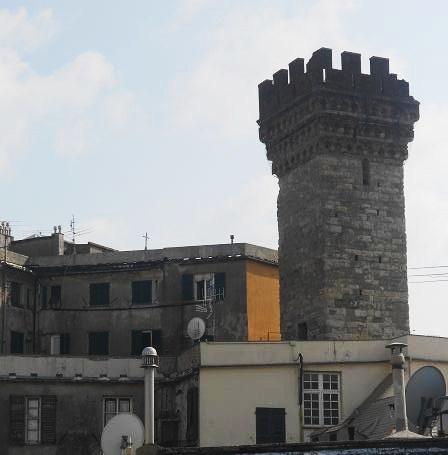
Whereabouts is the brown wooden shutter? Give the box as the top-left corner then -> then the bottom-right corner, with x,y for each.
41,395 -> 57,444
9,395 -> 25,444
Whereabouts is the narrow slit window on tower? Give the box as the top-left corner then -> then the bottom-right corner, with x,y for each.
322,68 -> 327,83
362,158 -> 370,186
378,256 -> 382,263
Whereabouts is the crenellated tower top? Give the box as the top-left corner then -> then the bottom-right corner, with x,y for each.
258,48 -> 419,177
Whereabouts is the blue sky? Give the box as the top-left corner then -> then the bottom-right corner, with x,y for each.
1,0 -> 448,335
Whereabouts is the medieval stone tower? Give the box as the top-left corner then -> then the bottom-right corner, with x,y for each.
258,48 -> 419,341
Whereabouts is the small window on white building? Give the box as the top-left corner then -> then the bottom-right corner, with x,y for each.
25,398 -> 41,444
303,372 -> 340,426
103,397 -> 132,427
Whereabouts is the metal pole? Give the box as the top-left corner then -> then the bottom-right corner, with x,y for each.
144,366 -> 155,444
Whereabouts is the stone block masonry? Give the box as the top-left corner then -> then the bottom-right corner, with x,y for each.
258,48 -> 419,341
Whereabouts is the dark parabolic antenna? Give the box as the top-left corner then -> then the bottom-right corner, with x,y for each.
406,366 -> 446,427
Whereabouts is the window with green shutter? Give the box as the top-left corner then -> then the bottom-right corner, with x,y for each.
132,280 -> 153,304
89,283 -> 110,306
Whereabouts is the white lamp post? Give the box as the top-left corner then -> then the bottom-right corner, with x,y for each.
141,346 -> 159,445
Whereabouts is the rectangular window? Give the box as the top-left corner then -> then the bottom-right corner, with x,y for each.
131,329 -> 162,355
303,372 -> 340,426
9,395 -> 56,445
89,332 -> 109,355
40,286 -> 47,308
10,282 -> 21,307
103,397 -> 132,427
50,333 -> 70,355
182,272 -> 225,301
11,331 -> 24,354
25,398 -> 40,444
255,407 -> 286,444
90,283 -> 110,306
49,286 -> 61,307
132,280 -> 153,305
194,274 -> 214,300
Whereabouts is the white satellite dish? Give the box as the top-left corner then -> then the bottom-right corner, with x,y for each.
101,413 -> 144,455
187,317 -> 206,340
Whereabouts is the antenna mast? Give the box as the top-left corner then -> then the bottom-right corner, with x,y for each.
142,232 -> 149,250
70,215 -> 76,254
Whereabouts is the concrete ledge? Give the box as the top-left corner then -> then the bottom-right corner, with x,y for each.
137,438 -> 448,454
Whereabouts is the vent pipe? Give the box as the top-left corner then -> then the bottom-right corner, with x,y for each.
386,342 -> 408,432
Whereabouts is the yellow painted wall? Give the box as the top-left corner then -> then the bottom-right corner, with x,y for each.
245,261 -> 280,341
199,362 -> 390,447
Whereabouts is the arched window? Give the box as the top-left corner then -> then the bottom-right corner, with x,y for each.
362,158 -> 370,186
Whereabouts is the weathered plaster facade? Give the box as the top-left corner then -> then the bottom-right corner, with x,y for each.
258,48 -> 419,341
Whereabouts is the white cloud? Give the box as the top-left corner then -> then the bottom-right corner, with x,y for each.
0,7 -> 55,51
171,0 -> 357,135
0,8 -> 137,169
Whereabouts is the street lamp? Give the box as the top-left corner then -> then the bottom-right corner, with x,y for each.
141,346 -> 159,444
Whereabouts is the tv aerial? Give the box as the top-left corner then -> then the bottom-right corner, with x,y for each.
406,366 -> 446,432
101,413 -> 144,455
187,317 -> 206,341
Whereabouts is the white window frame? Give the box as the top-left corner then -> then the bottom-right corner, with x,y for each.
103,397 -> 133,427
303,372 -> 340,427
193,273 -> 214,301
25,397 -> 41,444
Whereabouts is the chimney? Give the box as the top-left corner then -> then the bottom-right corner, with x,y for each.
51,224 -> 64,255
386,342 -> 408,432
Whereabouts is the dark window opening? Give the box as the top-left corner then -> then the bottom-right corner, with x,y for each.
10,282 -> 21,307
348,426 -> 355,440
186,387 -> 199,445
256,407 -> 286,444
40,286 -> 47,308
376,209 -> 380,216
49,286 -> 61,307
11,331 -> 24,354
359,289 -> 363,296
160,420 -> 179,447
379,256 -> 382,263
132,280 -> 152,305
60,333 -> 70,355
90,283 -> 110,306
362,158 -> 370,186
131,329 -> 162,355
182,274 -> 194,301
297,322 -> 308,341
89,331 -> 109,355
354,255 -> 359,261
214,272 -> 226,301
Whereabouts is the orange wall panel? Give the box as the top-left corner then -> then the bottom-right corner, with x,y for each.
246,261 -> 280,341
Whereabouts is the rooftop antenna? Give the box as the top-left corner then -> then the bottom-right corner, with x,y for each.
230,234 -> 234,244
142,232 -> 149,250
70,215 -> 76,254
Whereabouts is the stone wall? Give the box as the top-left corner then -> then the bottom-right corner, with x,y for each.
258,48 -> 419,341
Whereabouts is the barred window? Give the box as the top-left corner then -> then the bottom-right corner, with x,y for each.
303,372 -> 340,426
103,397 -> 132,427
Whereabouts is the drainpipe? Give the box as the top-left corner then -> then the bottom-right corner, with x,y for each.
386,342 -> 408,432
297,352 -> 304,442
1,242 -> 7,354
32,277 -> 38,354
